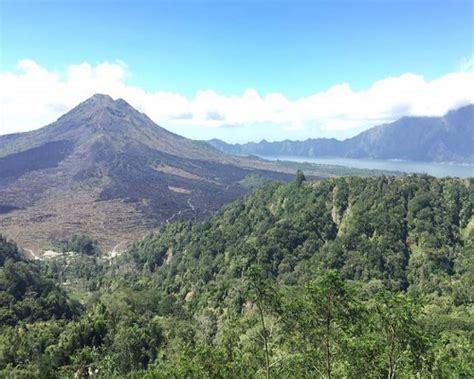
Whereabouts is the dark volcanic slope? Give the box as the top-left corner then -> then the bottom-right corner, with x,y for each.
0,94 -> 293,254
208,104 -> 474,163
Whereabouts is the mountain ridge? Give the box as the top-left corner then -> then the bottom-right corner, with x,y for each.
208,104 -> 474,163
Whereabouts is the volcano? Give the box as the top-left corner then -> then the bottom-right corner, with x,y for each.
0,94 -> 292,255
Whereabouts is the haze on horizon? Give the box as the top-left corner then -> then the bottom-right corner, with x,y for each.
0,0 -> 473,143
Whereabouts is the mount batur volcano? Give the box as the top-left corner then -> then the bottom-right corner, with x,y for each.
0,94 -> 293,255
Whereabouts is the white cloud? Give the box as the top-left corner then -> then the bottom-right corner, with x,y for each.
1,59 -> 473,140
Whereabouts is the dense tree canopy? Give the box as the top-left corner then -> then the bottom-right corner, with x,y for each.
1,176 -> 472,377
0,236 -> 78,326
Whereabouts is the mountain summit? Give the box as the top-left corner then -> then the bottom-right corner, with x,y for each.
5,94 -> 226,161
57,94 -> 154,132
60,94 -> 130,128
0,95 -> 291,254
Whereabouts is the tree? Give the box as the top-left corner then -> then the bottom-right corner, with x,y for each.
295,170 -> 306,187
369,292 -> 429,378
281,270 -> 359,378
246,265 -> 278,379
283,270 -> 359,378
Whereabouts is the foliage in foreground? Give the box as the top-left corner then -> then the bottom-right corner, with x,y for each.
0,175 -> 473,377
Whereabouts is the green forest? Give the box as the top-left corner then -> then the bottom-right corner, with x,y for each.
1,175 -> 473,378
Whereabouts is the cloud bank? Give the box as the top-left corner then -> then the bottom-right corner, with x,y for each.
1,59 -> 473,141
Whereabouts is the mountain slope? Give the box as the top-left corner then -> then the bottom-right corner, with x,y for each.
2,176 -> 473,377
0,94 -> 294,254
128,175 -> 473,300
208,104 -> 474,163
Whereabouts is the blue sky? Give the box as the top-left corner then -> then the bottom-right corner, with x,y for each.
1,0 -> 473,142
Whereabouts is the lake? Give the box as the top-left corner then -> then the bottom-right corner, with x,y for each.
260,156 -> 474,178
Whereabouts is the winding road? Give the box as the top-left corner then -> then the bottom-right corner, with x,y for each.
187,197 -> 195,211
165,196 -> 196,224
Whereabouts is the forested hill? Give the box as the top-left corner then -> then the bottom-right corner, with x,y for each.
130,174 -> 473,298
208,104 -> 474,163
1,175 -> 473,377
0,236 -> 78,326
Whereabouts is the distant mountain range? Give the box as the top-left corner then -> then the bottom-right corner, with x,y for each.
0,94 -> 295,254
208,104 -> 474,163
